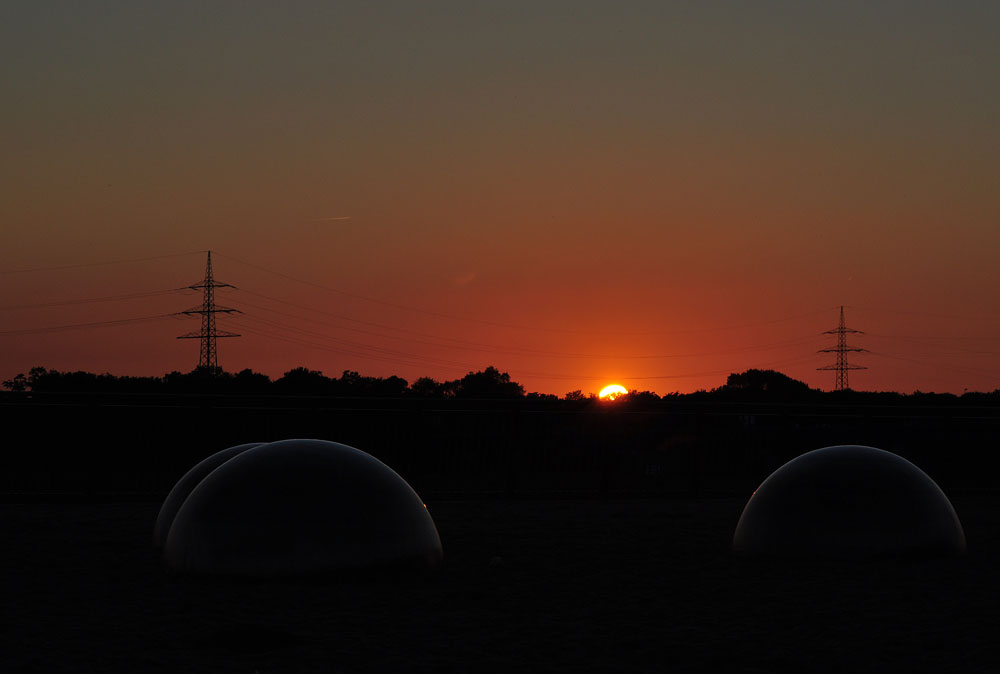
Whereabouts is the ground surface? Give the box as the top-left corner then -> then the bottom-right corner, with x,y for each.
3,497 -> 998,673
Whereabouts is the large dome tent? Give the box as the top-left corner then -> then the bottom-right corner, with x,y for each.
733,445 -> 965,557
163,439 -> 442,577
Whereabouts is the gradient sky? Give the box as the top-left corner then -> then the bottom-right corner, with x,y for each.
3,1 -> 999,395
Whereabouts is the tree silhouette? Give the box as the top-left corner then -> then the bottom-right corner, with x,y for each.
3,373 -> 27,392
4,363 -> 997,406
274,367 -> 334,395
336,370 -> 408,397
453,366 -> 524,399
409,376 -> 445,398
718,369 -> 815,399
526,392 -> 558,401
624,389 -> 660,402
232,368 -> 272,392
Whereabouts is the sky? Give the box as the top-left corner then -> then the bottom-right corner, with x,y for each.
2,1 -> 999,395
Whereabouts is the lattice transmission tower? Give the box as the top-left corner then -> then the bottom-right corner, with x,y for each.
177,251 -> 240,371
817,305 -> 867,391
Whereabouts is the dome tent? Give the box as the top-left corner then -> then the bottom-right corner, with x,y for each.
153,442 -> 264,549
733,445 -> 965,557
163,439 -> 442,576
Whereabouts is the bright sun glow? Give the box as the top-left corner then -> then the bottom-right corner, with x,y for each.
599,384 -> 628,400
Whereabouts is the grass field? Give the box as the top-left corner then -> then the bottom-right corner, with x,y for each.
3,496 -> 998,673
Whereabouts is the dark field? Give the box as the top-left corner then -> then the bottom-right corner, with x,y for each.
4,496 -> 998,673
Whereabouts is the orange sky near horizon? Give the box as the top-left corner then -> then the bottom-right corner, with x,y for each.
2,2 -> 999,395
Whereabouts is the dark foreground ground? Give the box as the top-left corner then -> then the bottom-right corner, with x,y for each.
3,497 -> 998,673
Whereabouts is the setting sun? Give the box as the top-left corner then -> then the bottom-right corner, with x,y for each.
599,384 -> 628,401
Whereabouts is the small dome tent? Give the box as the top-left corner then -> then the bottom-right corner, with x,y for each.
153,442 -> 264,549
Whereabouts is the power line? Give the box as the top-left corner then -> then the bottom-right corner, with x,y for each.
214,251 -> 536,329
229,319 -> 481,373
176,251 -> 240,371
0,248 -> 827,385
613,355 -> 820,382
215,251 -> 832,336
234,288 -> 822,361
867,351 -> 1000,383
0,250 -> 206,275
6,250 -> 998,394
231,312 -> 819,384
0,313 -> 181,336
866,332 -> 1000,348
232,313 -> 476,370
0,289 -> 184,311
852,305 -> 1000,324
817,305 -> 867,391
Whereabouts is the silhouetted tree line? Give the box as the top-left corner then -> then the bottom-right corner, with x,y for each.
2,365 -> 523,400
4,365 -> 1000,405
